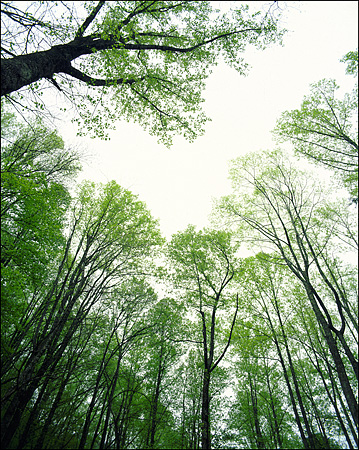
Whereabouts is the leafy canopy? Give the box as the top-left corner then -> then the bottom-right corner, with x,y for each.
273,50 -> 358,201
1,1 -> 285,145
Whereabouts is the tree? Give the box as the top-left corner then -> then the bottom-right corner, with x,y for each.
177,349 -> 203,450
166,226 -> 241,450
132,297 -> 184,449
235,254 -> 350,449
1,109 -> 81,378
216,150 -> 358,430
1,1 -> 285,144
273,50 -> 358,201
1,179 -> 163,448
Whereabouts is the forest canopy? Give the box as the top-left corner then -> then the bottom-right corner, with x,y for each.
1,0 -> 284,144
1,2 -> 358,450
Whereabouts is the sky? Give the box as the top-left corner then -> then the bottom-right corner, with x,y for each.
58,1 -> 358,240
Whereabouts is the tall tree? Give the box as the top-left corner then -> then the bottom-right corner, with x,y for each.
216,149 -> 358,429
166,226 -> 241,449
141,298 -> 183,450
177,349 -> 203,450
273,50 -> 358,201
1,179 -> 163,448
1,109 -> 81,377
1,1 -> 284,144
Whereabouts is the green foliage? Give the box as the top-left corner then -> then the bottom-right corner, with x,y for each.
1,1 -> 285,145
214,148 -> 357,449
1,110 -> 81,351
341,49 -> 358,76
167,224 -> 241,306
1,27 -> 357,450
273,51 -> 358,201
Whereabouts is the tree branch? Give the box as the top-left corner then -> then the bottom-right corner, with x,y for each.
75,0 -> 106,39
200,310 -> 209,370
210,294 -> 239,373
167,337 -> 204,345
61,65 -> 141,87
119,28 -> 263,53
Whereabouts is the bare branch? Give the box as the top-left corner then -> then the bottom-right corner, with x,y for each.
61,65 -> 141,87
211,294 -> 239,373
75,0 -> 105,39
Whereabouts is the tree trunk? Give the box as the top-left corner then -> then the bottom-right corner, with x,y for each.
265,368 -> 282,449
309,338 -> 356,449
305,286 -> 358,427
1,37 -> 97,96
148,346 -> 164,449
248,374 -> 265,449
17,376 -> 50,449
78,328 -> 119,449
35,369 -> 72,449
99,350 -> 122,450
275,300 -> 315,448
265,311 -> 309,449
201,369 -> 211,450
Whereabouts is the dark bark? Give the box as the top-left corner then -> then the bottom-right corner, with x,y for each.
99,349 -> 123,450
259,296 -> 310,449
1,0 -> 263,97
0,35 -> 137,96
1,43 -> 81,96
1,273 -> 100,448
248,374 -> 265,449
266,207 -> 358,429
1,195 -> 133,447
335,380 -> 359,447
17,375 -> 51,449
148,345 -> 164,449
265,368 -> 282,449
201,369 -> 211,450
270,325 -> 310,449
274,297 -> 316,449
298,307 -> 356,449
304,286 -> 358,428
34,370 -> 72,449
78,325 -> 121,449
199,293 -> 238,450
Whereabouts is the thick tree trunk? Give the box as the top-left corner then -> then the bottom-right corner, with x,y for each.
2,48 -> 64,96
1,36 -> 99,96
1,378 -> 40,449
17,375 -> 51,449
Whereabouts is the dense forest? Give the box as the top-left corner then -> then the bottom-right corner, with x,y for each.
1,2 -> 358,449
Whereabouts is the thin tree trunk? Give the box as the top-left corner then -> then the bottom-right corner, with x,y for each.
99,348 -> 123,450
248,374 -> 265,449
305,286 -> 358,427
265,368 -> 282,449
265,310 -> 309,449
148,345 -> 164,449
201,369 -> 211,450
275,299 -> 315,448
35,369 -> 72,449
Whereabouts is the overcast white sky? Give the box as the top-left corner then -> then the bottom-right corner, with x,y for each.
58,1 -> 358,240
